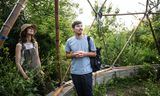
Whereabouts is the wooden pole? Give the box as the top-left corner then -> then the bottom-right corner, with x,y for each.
0,0 -> 27,47
55,0 -> 61,82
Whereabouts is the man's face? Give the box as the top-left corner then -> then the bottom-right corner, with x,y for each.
73,24 -> 83,35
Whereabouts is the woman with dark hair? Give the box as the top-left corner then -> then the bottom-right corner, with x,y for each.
15,24 -> 46,95
15,24 -> 42,80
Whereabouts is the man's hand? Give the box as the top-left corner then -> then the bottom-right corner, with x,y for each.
72,52 -> 79,57
66,51 -> 89,59
74,51 -> 87,58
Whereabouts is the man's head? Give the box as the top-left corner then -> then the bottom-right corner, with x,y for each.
72,21 -> 83,35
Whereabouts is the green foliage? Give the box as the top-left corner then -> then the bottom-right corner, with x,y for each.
24,0 -> 79,57
0,0 -> 17,21
106,76 -> 160,96
41,50 -> 57,80
106,77 -> 146,96
96,21 -> 160,66
144,80 -> 160,96
0,49 -> 34,96
93,83 -> 106,96
1,0 -> 81,95
137,63 -> 159,82
105,64 -> 160,96
98,30 -> 160,66
0,47 -> 58,95
85,1 -> 160,67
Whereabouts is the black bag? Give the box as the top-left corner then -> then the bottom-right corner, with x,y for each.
87,36 -> 101,72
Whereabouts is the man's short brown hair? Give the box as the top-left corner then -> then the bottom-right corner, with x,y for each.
72,21 -> 82,28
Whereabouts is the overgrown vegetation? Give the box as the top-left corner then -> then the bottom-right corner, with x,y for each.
106,64 -> 160,96
93,83 -> 106,96
0,0 -> 78,95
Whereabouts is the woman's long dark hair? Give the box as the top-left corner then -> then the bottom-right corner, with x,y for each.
19,28 -> 36,43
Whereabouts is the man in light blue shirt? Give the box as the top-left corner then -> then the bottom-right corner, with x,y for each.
65,21 -> 96,96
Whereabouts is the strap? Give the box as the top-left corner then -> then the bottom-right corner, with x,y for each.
33,42 -> 36,48
19,42 -> 25,65
87,36 -> 91,51
19,41 -> 26,50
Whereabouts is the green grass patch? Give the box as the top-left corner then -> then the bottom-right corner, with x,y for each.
106,77 -> 160,96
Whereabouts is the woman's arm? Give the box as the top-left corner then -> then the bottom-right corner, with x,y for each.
34,42 -> 45,74
15,43 -> 29,79
35,42 -> 41,65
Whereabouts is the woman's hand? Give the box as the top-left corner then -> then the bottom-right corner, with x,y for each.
24,75 -> 30,80
40,70 -> 45,75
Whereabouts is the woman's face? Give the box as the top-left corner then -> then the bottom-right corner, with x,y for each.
26,27 -> 35,35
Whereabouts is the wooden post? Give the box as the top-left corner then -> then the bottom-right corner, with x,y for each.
55,0 -> 61,82
0,0 -> 27,47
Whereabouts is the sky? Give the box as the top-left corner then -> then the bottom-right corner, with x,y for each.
72,0 -> 147,29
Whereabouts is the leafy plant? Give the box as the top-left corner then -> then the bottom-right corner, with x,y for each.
93,83 -> 106,96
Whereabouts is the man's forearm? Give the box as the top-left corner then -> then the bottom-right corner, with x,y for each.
66,52 -> 78,59
85,52 -> 96,57
66,53 -> 73,59
66,51 -> 96,58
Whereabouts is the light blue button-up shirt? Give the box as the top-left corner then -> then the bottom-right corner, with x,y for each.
65,35 -> 96,75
